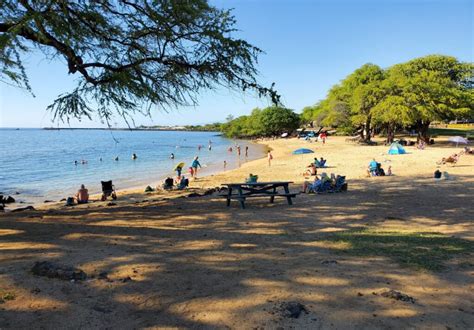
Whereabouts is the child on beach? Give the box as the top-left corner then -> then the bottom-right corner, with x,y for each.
267,151 -> 273,166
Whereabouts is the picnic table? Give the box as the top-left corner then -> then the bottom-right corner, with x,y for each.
221,181 -> 297,209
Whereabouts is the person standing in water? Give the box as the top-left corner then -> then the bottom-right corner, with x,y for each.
191,156 -> 201,178
132,153 -> 137,160
170,153 -> 175,160
245,146 -> 249,157
237,145 -> 241,157
267,151 -> 273,166
223,160 -> 227,170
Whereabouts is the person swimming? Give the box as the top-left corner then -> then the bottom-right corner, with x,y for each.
132,153 -> 137,160
114,156 -> 119,161
170,153 -> 175,159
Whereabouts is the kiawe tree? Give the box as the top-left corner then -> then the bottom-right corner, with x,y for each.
0,0 -> 279,124
380,55 -> 473,142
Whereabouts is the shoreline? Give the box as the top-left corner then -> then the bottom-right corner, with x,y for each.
4,135 -> 472,212
3,139 -> 270,211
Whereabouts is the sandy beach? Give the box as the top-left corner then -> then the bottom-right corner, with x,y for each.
1,135 -> 473,329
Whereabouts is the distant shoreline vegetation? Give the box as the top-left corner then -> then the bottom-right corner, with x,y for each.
42,125 -> 221,133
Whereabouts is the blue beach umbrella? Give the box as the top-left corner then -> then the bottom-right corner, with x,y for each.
292,148 -> 314,155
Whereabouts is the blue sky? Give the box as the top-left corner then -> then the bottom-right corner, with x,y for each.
0,0 -> 472,128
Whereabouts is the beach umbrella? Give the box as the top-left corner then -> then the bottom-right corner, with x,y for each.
292,148 -> 314,155
448,136 -> 469,147
173,162 -> 185,170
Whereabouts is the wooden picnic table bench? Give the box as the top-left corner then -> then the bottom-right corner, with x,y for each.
221,181 -> 298,209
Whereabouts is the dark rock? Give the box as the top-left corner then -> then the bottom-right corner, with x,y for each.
15,191 -> 20,195
60,198 -> 66,202
277,301 -> 308,318
31,261 -> 87,281
203,188 -> 216,196
121,276 -> 133,283
5,196 -> 15,204
187,192 -> 202,198
380,289 -> 415,304
107,202 -> 116,206
31,288 -> 41,294
43,200 -> 54,203
321,260 -> 338,265
11,206 -> 35,212
93,305 -> 112,314
357,292 -> 364,296
98,272 -> 109,279
0,205 -> 4,212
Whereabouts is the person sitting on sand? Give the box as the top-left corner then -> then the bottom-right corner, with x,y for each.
162,177 -> 174,190
75,184 -> 89,204
245,173 -> 258,183
176,175 -> 189,190
386,166 -> 392,176
304,163 -> 317,176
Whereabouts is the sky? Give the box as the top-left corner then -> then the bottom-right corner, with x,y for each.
0,0 -> 472,128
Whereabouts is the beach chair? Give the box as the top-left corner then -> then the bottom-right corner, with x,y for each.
314,159 -> 327,168
101,180 -> 117,201
328,176 -> 347,193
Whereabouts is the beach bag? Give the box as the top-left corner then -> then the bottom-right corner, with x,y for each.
434,170 -> 442,179
65,197 -> 74,206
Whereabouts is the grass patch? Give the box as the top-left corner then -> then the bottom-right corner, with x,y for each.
429,127 -> 474,137
322,228 -> 474,271
0,291 -> 16,304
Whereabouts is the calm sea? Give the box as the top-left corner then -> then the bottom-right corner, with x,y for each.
0,129 -> 265,205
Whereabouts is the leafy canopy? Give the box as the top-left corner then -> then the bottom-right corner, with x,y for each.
0,0 -> 280,124
222,106 -> 300,138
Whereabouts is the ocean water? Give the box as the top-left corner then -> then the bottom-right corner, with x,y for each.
0,129 -> 265,205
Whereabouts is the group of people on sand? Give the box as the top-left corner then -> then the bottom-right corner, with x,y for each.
162,175 -> 189,190
302,172 -> 346,193
302,157 -> 327,177
438,147 -> 473,165
367,158 -> 392,177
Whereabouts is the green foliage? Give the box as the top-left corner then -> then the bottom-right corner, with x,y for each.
0,0 -> 280,124
302,55 -> 474,140
184,122 -> 222,132
222,106 -> 299,138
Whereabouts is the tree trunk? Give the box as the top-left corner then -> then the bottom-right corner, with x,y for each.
417,121 -> 431,143
364,116 -> 372,142
386,124 -> 394,145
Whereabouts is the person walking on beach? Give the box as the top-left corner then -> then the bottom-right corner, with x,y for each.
224,160 -> 227,170
245,146 -> 249,157
267,151 -> 273,166
191,156 -> 201,178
